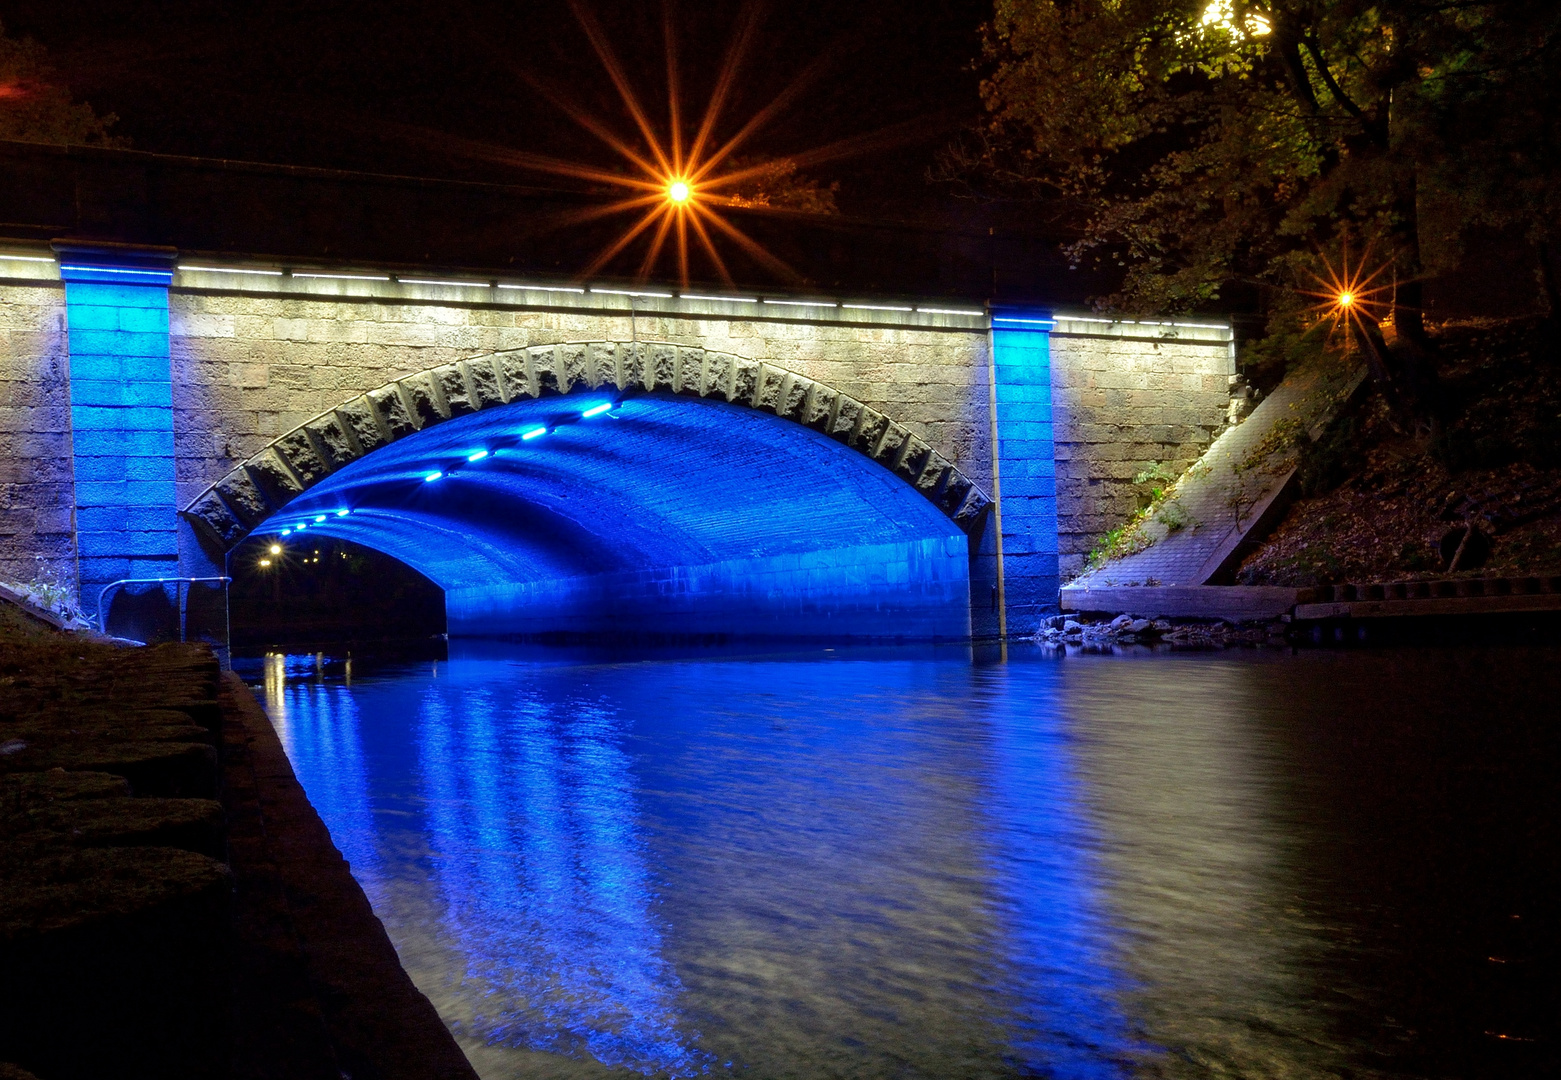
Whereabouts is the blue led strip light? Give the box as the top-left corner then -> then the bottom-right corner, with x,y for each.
59,261 -> 178,619
991,310 -> 1060,626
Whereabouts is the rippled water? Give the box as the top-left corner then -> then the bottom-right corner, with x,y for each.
239,643 -> 1561,1079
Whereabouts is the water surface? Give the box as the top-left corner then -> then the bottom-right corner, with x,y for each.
239,643 -> 1561,1078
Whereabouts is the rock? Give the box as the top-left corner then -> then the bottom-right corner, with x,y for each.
1128,618 -> 1152,633
1110,614 -> 1134,629
1064,620 -> 1082,632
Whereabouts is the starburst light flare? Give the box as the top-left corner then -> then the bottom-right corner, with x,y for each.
1299,243 -> 1396,346
498,1 -> 842,287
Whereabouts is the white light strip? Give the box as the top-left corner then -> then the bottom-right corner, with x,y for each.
680,294 -> 759,304
292,272 -> 392,281
0,254 -> 56,263
497,283 -> 587,294
843,303 -> 913,312
764,299 -> 837,308
60,265 -> 172,277
993,317 -> 1056,326
917,307 -> 984,316
591,287 -> 673,298
180,265 -> 284,276
398,278 -> 490,288
1059,315 -> 1229,331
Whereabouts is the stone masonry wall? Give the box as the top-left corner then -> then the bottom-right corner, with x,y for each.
0,280 -> 75,591
0,269 -> 1238,610
1048,322 -> 1235,581
165,282 -> 997,516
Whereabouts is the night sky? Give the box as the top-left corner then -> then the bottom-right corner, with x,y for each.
0,0 -> 996,225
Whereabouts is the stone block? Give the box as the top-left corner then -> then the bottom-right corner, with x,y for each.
273,427 -> 330,487
646,343 -> 676,391
367,385 -> 417,439
617,342 -> 649,391
183,491 -> 246,545
754,364 -> 786,411
335,396 -> 388,455
496,350 -> 533,399
585,342 -> 620,389
803,385 -> 836,431
558,342 -> 589,390
431,363 -> 476,417
463,356 -> 505,409
703,352 -> 734,399
397,372 -> 448,426
243,448 -> 303,508
828,396 -> 863,443
675,346 -> 704,395
914,450 -> 951,496
776,374 -> 811,420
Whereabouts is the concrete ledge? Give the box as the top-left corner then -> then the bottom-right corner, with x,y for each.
1061,585 -> 1304,621
1294,593 -> 1561,620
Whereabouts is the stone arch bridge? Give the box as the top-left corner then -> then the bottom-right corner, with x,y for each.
0,244 -> 1235,639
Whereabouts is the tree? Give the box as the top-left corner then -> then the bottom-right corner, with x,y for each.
959,0 -> 1561,351
0,21 -> 122,147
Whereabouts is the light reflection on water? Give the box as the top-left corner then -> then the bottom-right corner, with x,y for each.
244,644 -> 1561,1079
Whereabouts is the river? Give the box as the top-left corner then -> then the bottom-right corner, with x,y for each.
236,642 -> 1560,1079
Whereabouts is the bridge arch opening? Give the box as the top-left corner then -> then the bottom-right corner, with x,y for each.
188,345 -> 989,642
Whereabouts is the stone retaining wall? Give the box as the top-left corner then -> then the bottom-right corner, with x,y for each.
0,280 -> 74,590
1049,319 -> 1235,580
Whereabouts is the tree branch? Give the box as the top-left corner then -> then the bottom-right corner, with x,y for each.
1301,36 -> 1381,144
1277,30 -> 1320,113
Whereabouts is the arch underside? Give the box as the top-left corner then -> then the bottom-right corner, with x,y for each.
184,343 -> 989,640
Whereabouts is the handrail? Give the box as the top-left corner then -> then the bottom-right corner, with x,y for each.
96,575 -> 232,642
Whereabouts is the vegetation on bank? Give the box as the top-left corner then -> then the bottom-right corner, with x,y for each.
1084,461 -> 1196,571
1239,316 -> 1561,586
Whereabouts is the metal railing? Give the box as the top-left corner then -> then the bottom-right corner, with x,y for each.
96,576 -> 231,646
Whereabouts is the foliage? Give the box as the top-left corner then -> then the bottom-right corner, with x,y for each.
722,158 -> 839,214
954,1 -> 1561,323
0,21 -> 123,147
1085,462 -> 1197,570
2,577 -> 87,626
1085,507 -> 1157,570
1131,460 -> 1179,508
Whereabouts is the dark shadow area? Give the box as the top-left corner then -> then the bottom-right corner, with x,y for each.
228,534 -> 445,650
101,582 -> 178,644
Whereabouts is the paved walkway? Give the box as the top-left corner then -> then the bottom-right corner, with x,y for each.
1067,355 -> 1367,588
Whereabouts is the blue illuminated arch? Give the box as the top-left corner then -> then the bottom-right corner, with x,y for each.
184,343 -> 990,639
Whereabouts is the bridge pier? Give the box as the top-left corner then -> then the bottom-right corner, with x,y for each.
988,312 -> 1061,635
55,244 -> 185,625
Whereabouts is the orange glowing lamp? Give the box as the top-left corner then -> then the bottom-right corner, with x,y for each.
1338,291 -> 1354,308
667,179 -> 691,205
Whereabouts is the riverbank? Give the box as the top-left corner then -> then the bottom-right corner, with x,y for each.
1237,316 -> 1561,586
0,600 -> 475,1080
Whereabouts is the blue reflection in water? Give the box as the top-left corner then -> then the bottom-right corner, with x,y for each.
977,666 -> 1142,1077
264,653 -> 382,882
412,679 -> 702,1072
252,647 -> 1139,1078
